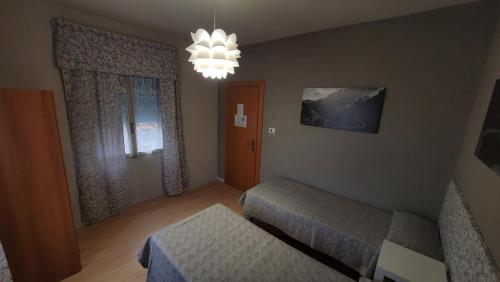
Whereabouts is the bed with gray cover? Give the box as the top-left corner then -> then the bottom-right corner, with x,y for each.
240,177 -> 444,277
138,203 -> 357,282
0,241 -> 12,282
137,178 -> 499,282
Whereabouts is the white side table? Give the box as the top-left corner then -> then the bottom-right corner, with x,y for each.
374,240 -> 447,282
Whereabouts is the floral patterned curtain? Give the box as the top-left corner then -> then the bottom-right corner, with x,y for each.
61,70 -> 128,224
53,19 -> 189,224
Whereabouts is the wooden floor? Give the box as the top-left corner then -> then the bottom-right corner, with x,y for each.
64,181 -> 243,282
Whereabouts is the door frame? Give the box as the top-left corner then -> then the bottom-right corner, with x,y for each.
224,80 -> 265,187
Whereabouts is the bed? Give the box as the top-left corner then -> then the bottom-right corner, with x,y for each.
137,179 -> 498,282
138,203 -> 356,282
0,241 -> 12,282
240,177 -> 443,277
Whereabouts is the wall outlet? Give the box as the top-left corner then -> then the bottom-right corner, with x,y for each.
268,127 -> 276,134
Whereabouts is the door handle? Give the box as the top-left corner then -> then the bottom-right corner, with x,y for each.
247,139 -> 255,152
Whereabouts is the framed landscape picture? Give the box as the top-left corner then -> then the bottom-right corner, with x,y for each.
300,87 -> 386,133
475,79 -> 500,176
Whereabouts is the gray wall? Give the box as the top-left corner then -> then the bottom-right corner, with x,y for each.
218,2 -> 497,220
454,5 -> 500,264
0,0 -> 218,227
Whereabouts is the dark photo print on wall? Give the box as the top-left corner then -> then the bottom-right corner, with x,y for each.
300,88 -> 386,133
475,79 -> 500,177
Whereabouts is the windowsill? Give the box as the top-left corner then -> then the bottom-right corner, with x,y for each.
125,149 -> 162,158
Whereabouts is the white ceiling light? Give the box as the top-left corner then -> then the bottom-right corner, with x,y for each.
185,5 -> 241,79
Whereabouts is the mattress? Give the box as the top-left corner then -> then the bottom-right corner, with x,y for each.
240,177 -> 393,276
138,203 -> 354,282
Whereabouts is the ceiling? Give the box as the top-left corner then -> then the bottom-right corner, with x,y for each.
52,0 -> 477,46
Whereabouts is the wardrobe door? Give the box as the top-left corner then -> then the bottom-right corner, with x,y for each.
0,89 -> 81,281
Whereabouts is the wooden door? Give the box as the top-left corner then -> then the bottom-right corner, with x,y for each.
0,89 -> 81,281
224,81 -> 264,191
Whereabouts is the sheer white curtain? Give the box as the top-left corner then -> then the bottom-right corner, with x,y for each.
120,76 -> 163,155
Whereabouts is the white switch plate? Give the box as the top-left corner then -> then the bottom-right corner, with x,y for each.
268,127 -> 276,134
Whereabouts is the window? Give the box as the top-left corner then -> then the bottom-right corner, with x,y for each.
120,76 -> 163,156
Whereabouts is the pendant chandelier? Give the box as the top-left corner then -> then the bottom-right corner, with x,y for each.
185,4 -> 241,79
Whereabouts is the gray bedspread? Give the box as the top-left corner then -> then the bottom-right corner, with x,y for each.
386,210 -> 443,261
0,241 -> 12,282
138,203 -> 353,282
240,178 -> 392,276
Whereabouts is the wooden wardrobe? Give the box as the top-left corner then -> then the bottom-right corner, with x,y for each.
0,89 -> 81,281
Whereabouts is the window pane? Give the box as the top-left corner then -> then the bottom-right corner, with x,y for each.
130,76 -> 163,153
119,81 -> 132,155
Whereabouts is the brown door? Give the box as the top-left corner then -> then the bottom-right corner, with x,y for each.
224,81 -> 264,191
0,89 -> 81,281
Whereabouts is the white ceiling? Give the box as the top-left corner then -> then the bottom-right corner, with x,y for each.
52,0 -> 477,45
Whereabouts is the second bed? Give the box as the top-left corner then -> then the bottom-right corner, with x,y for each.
240,177 -> 443,277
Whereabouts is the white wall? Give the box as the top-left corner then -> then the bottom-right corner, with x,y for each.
0,0 -> 218,227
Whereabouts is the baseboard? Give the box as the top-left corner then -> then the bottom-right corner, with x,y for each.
74,221 -> 83,229
74,180 -> 226,229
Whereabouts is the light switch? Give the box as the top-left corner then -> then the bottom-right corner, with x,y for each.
268,127 -> 276,134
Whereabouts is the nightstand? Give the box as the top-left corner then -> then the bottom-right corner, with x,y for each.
374,240 -> 447,282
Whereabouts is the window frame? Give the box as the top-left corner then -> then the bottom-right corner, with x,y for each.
122,77 -> 163,158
